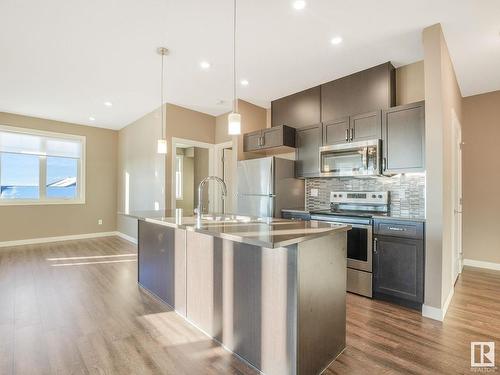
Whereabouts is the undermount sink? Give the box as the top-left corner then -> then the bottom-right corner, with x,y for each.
200,214 -> 259,223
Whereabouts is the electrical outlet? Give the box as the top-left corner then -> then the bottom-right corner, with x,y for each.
310,188 -> 319,197
98,219 -> 103,225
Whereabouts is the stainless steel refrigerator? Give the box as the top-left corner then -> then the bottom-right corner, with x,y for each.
237,156 -> 305,218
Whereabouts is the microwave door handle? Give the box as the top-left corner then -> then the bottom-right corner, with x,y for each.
362,147 -> 368,170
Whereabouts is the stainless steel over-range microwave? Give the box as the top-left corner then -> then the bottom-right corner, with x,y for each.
318,139 -> 382,177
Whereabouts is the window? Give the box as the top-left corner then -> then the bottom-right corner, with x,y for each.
0,125 -> 85,205
175,155 -> 183,200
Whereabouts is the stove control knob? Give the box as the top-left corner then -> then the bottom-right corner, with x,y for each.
378,194 -> 383,198
372,194 -> 376,198
333,194 -> 337,198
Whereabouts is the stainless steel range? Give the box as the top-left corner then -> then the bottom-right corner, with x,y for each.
310,191 -> 389,297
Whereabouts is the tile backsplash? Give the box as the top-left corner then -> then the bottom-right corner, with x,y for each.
306,173 -> 426,219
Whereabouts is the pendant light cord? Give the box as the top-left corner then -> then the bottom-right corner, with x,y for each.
161,52 -> 165,139
233,0 -> 237,113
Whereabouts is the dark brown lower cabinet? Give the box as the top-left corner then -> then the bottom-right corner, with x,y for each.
373,219 -> 424,310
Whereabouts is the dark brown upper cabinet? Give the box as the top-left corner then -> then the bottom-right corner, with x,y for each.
271,86 -> 321,128
323,117 -> 349,145
321,62 -> 395,123
243,125 -> 296,152
382,101 -> 425,175
295,124 -> 322,178
349,110 -> 382,142
323,111 -> 382,146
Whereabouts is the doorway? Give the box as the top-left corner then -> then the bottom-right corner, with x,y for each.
451,110 -> 463,284
214,140 -> 236,213
171,138 -> 214,214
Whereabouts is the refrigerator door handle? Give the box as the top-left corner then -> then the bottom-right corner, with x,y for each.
238,193 -> 276,197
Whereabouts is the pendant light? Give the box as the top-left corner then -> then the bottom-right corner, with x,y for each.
157,47 -> 169,154
227,0 -> 241,135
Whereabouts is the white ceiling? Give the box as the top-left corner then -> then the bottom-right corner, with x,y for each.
0,0 -> 499,130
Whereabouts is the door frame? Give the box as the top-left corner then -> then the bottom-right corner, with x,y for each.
213,140 -> 236,213
451,110 -> 463,284
171,137 -> 215,212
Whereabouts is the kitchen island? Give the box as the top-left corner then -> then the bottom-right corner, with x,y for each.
122,210 -> 349,375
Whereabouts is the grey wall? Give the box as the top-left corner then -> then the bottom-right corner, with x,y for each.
306,173 -> 426,219
117,107 -> 166,239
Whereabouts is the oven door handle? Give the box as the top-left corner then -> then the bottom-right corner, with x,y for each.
311,219 -> 372,230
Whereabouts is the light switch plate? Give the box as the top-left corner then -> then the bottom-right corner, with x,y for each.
310,188 -> 319,197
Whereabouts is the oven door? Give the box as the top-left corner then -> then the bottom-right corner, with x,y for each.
346,223 -> 373,272
319,139 -> 381,177
311,215 -> 373,272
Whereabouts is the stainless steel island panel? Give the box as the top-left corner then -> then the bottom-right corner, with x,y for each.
138,219 -> 347,375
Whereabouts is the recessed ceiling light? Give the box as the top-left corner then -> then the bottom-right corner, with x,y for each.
240,79 -> 249,86
88,116 -> 95,121
200,61 -> 211,70
330,36 -> 343,45
292,0 -> 306,10
104,101 -> 113,107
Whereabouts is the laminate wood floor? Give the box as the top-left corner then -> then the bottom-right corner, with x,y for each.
0,237 -> 498,374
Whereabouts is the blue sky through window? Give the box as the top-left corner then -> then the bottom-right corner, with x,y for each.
0,153 -> 39,186
47,156 -> 77,185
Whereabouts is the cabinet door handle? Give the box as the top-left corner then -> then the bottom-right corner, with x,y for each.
388,227 -> 405,231
350,128 -> 354,141
383,157 -> 387,171
374,238 -> 378,254
345,129 -> 349,142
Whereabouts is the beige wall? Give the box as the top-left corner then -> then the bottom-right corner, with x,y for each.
396,60 -> 425,106
165,104 -> 215,210
0,112 -> 117,241
423,24 -> 463,310
463,90 -> 500,264
215,113 -> 232,144
193,147 -> 209,209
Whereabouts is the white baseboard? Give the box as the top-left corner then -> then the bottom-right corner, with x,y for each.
0,231 -> 121,249
115,232 -> 138,244
422,286 -> 454,321
463,259 -> 500,271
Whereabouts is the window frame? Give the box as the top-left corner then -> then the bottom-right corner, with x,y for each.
0,125 -> 86,206
175,155 -> 183,200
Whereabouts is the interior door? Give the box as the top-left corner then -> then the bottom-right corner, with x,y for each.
452,112 -> 463,283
